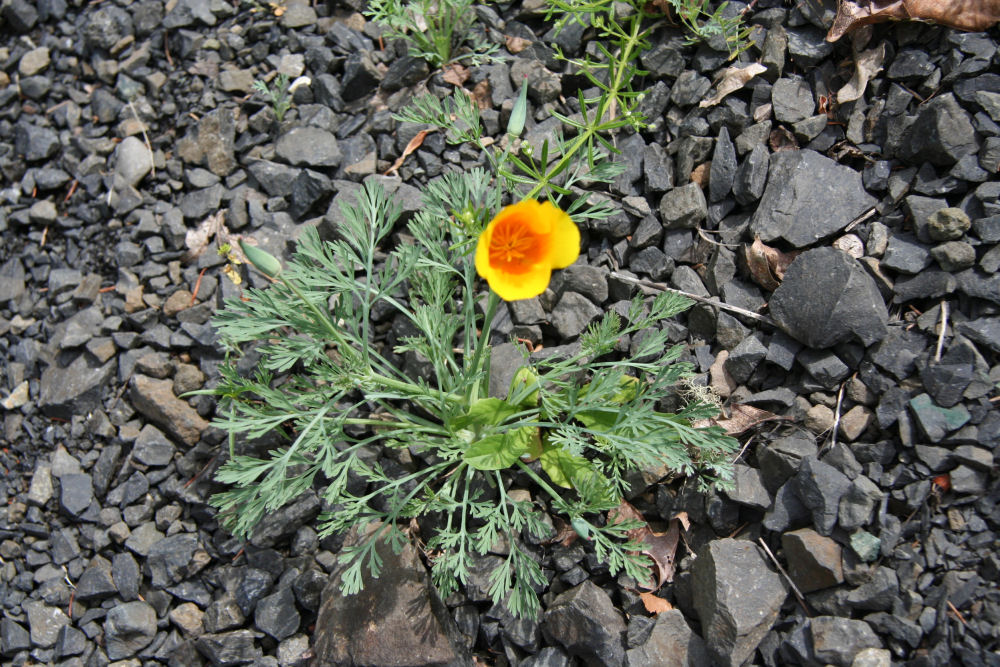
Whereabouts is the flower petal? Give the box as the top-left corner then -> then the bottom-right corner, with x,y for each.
488,262 -> 552,301
543,201 -> 580,269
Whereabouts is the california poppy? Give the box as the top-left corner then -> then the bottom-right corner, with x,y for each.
475,200 -> 580,301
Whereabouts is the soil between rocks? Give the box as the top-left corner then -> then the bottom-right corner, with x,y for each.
1,1 -> 999,666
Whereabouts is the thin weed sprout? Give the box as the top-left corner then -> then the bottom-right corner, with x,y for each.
203,0 -> 739,618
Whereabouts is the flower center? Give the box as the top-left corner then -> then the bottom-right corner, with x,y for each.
489,218 -> 538,267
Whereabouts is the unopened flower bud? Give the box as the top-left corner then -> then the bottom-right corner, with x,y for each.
507,77 -> 529,138
239,240 -> 282,278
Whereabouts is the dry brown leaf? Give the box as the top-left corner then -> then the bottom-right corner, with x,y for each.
609,501 -> 681,590
709,403 -> 789,436
699,63 -> 768,108
472,80 -> 492,110
673,511 -> 691,532
384,129 -> 434,176
745,237 -> 798,291
184,210 -> 226,261
441,64 -> 469,87
639,592 -> 674,614
545,516 -> 580,547
828,0 -> 1000,42
690,162 -> 710,188
768,126 -> 798,153
505,35 -> 532,54
837,42 -> 886,104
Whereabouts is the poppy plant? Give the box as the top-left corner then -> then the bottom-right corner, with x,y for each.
474,199 -> 580,301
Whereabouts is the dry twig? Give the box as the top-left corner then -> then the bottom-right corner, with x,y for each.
757,538 -> 811,615
934,300 -> 949,362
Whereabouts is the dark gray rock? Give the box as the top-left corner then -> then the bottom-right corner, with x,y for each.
39,355 -> 115,420
0,617 -> 31,656
956,268 -> 1000,304
381,56 -> 430,92
0,258 -> 26,302
275,127 -> 341,168
921,339 -> 975,407
769,248 -> 888,348
838,475 -> 882,530
724,335 -> 767,384
908,393 -> 970,442
235,568 -> 274,617
722,464 -> 771,511
54,624 -> 87,659
543,580 -> 626,667
809,616 -> 883,667
892,270 -> 956,303
644,143 -> 674,192
750,151 -> 876,247
786,26 -> 833,67
671,70 -> 711,107
113,551 -> 141,601
132,424 -> 176,466
312,524 -> 474,666
881,233 -> 931,273
76,556 -> 117,601
625,609 -> 711,667
249,492 -> 321,548
732,144 -> 769,205
60,473 -> 94,519
845,566 -> 898,611
146,533 -> 204,588
864,612 -> 922,650
659,183 -> 707,229
1,0 -> 38,31
196,630 -> 261,666
104,601 -> 157,659
255,587 -> 300,641
551,292 -> 603,340
793,457 -> 852,535
797,349 -> 849,389
247,159 -> 300,197
771,77 -> 814,123
15,122 -> 60,161
204,596 -> 246,634
781,528 -> 843,593
709,127 -> 737,203
956,317 -> 1000,353
22,600 -> 70,649
692,538 -> 785,667
899,94 -> 978,166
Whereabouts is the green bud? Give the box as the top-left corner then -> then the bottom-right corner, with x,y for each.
570,517 -> 591,540
507,77 -> 529,138
239,239 -> 282,278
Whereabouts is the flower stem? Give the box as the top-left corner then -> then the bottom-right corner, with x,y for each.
466,290 -> 501,404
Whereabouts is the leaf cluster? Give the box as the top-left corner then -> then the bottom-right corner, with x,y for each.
365,0 -> 502,68
252,73 -> 292,122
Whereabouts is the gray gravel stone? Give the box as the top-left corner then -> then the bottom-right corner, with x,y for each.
625,609 -> 711,667
751,150 -> 877,248
782,528 -> 844,593
550,292 -> 603,340
543,580 -> 626,667
659,183 -> 708,229
39,355 -> 115,420
23,600 -> 70,648
275,127 -> 342,167
793,457 -> 852,535
899,94 -> 978,166
114,136 -> 153,188
810,616 -> 883,667
769,248 -> 888,348
255,587 -> 300,641
772,77 -> 814,123
692,539 -> 786,667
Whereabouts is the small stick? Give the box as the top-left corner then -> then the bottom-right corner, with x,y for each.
947,600 -> 967,625
827,379 -> 846,452
696,227 -> 740,248
128,99 -> 156,180
63,179 -> 78,203
191,267 -> 209,305
40,225 -> 49,248
164,30 -> 174,68
758,538 -> 811,615
933,300 -> 948,363
609,271 -> 777,326
843,206 -> 877,233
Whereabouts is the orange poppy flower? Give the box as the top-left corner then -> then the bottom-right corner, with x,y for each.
475,200 -> 580,301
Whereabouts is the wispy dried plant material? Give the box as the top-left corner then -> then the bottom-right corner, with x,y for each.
505,35 -> 532,54
700,63 -> 767,108
610,501 -> 682,589
640,592 -> 674,614
696,403 -> 789,436
828,0 -> 1000,42
745,237 -> 798,291
441,63 -> 470,87
384,129 -> 433,176
837,42 -> 886,103
472,80 -> 492,110
184,210 -> 226,261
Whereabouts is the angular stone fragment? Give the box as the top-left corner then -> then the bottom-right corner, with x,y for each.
769,248 -> 888,348
899,94 -> 977,166
312,524 -> 474,667
810,616 -> 882,667
130,374 -> 209,446
104,602 -> 157,659
750,150 -> 876,248
625,609 -> 711,667
793,457 -> 851,535
692,539 -> 786,667
543,580 -> 626,667
781,528 -> 844,593
39,355 -> 115,420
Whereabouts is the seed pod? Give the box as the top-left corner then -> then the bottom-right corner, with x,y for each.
507,76 -> 529,138
239,240 -> 282,278
571,517 -> 591,540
